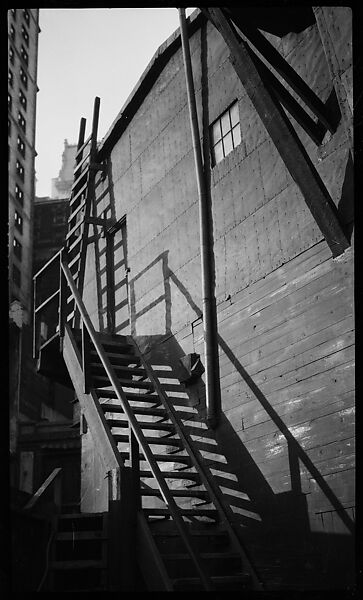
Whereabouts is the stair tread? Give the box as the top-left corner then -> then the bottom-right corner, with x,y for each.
144,508 -> 218,517
164,551 -> 240,560
119,452 -> 192,464
96,389 -> 158,401
106,418 -> 174,431
113,434 -> 182,446
91,363 -> 146,376
58,512 -> 106,519
140,470 -> 200,481
173,573 -> 250,583
56,531 -> 107,541
93,376 -> 153,389
101,404 -> 165,417
141,488 -> 209,499
51,559 -> 106,570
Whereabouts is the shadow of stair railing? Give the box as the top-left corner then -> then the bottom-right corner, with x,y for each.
118,251 -> 355,589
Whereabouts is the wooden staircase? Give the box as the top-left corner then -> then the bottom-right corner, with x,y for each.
32,97 -> 263,592
48,512 -> 108,592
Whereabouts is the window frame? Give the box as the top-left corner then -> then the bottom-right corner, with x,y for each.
15,184 -> 24,204
17,135 -> 26,158
18,111 -> 26,133
20,45 -> 29,66
19,89 -> 27,111
20,67 -> 28,89
16,159 -> 25,181
210,100 -> 242,167
21,25 -> 29,46
23,9 -> 30,26
8,68 -> 13,87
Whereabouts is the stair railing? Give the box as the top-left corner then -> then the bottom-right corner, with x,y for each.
58,249 -> 214,591
23,467 -> 62,513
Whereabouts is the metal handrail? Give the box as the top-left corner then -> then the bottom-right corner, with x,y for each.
59,253 -> 213,590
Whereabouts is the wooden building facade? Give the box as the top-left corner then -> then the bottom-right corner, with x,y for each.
32,7 -> 354,591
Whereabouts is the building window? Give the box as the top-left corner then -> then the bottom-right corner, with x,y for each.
8,118 -> 12,137
13,264 -> 21,288
9,46 -> 15,64
19,89 -> 27,111
21,25 -> 29,46
11,9 -> 17,20
20,45 -> 29,66
23,9 -> 30,26
17,135 -> 26,157
15,184 -> 24,204
8,93 -> 12,112
13,237 -> 22,261
18,111 -> 26,133
16,160 -> 24,181
14,210 -> 23,234
10,23 -> 15,40
8,69 -> 13,87
210,101 -> 242,166
20,67 -> 28,89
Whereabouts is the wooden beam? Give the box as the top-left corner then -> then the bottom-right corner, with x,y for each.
227,14 -> 337,133
245,42 -> 326,145
203,8 -> 349,257
313,7 -> 353,157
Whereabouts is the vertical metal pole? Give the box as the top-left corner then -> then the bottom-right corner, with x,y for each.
178,8 -> 221,427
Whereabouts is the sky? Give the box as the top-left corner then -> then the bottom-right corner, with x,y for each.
35,8 -> 195,197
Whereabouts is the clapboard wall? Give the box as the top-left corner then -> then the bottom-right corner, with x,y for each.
81,8 -> 354,589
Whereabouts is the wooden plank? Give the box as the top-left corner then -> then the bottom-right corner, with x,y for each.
62,326 -> 123,471
245,42 -> 326,145
203,8 -> 349,257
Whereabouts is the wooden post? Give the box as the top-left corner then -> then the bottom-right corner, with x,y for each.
81,320 -> 91,394
129,428 -> 141,512
59,252 -> 67,349
107,466 -> 137,591
202,8 -> 350,258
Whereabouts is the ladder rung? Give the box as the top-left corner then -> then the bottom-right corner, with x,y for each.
68,253 -> 81,270
74,147 -> 91,174
69,180 -> 88,207
67,234 -> 83,254
75,133 -> 92,160
66,219 -> 84,241
68,199 -> 86,222
71,166 -> 89,194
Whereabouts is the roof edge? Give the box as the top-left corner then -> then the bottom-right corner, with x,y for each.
97,8 -> 205,162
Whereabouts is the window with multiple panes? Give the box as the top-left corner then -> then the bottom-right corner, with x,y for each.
23,9 -> 30,26
21,25 -> 29,46
17,136 -> 26,157
9,46 -> 14,64
10,24 -> 15,40
13,237 -> 22,260
210,101 -> 241,166
14,210 -> 23,234
20,67 -> 28,89
8,69 -> 13,87
15,184 -> 24,204
19,89 -> 27,111
16,160 -> 24,180
20,45 -> 28,65
13,264 -> 21,288
18,111 -> 26,133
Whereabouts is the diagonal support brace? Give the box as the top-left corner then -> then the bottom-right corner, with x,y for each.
202,7 -> 350,258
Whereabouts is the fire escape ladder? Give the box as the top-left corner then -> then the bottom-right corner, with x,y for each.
33,250 -> 262,591
65,96 -> 104,329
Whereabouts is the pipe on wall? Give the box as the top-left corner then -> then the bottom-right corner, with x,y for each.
178,8 -> 221,428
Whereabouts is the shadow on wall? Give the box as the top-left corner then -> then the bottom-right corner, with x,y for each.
123,250 -> 354,590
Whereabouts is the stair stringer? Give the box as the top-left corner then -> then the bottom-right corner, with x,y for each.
60,324 -> 200,591
129,336 -> 264,591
